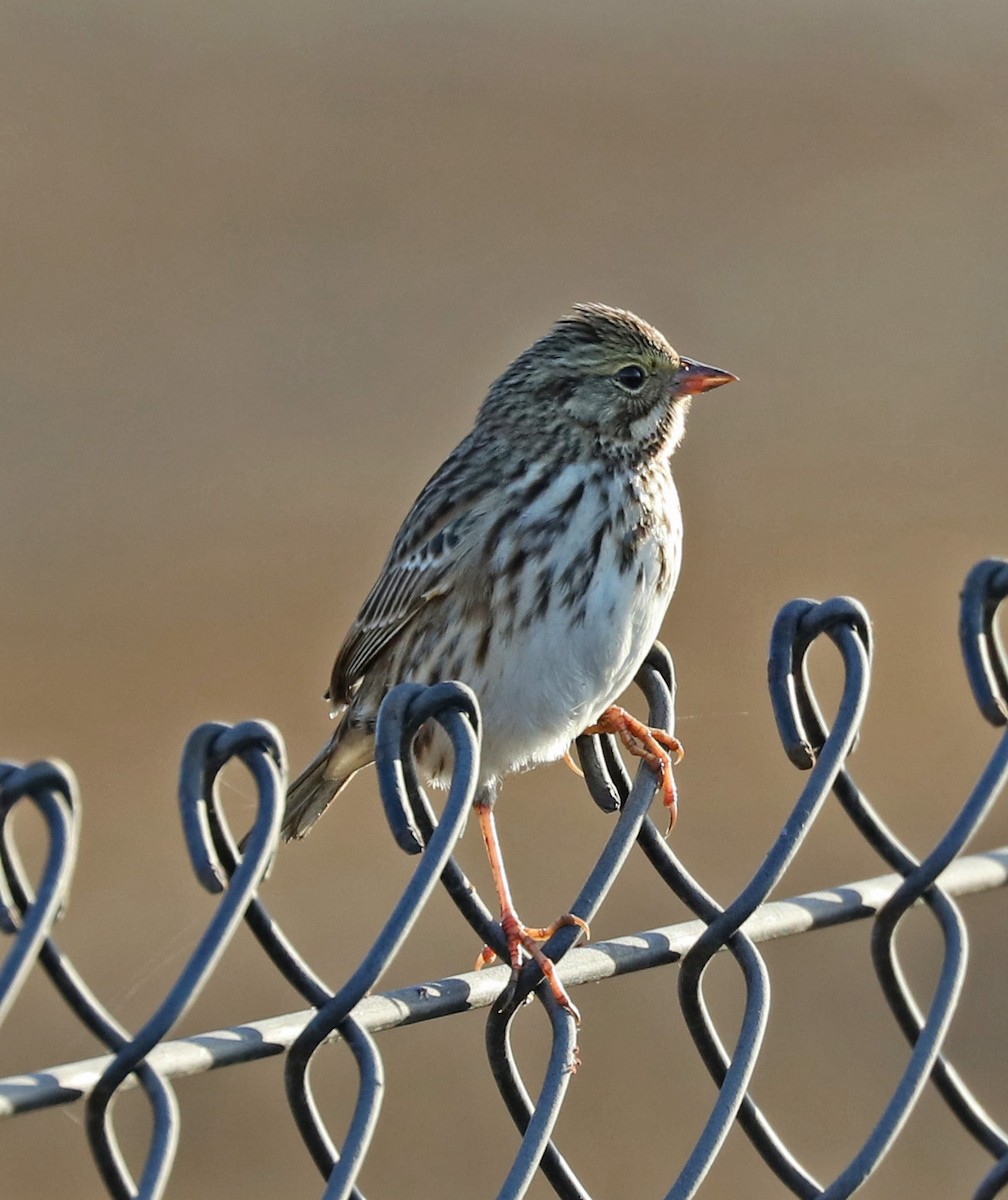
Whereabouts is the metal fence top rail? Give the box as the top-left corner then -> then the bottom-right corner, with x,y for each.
2,844 -> 1007,1121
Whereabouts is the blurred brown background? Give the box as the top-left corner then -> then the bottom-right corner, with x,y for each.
2,1 -> 1007,1196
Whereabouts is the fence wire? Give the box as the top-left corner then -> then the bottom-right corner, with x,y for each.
1,557 -> 1007,1199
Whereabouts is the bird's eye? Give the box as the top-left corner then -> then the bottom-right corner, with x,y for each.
614,364 -> 646,391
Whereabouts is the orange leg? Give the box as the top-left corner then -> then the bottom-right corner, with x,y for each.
583,705 -> 683,833
474,799 -> 588,1023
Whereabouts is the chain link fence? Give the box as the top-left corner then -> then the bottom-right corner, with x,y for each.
1,557 -> 1007,1199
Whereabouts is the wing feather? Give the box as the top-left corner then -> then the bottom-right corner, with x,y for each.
328,442 -> 497,704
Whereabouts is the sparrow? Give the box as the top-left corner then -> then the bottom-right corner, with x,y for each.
283,303 -> 736,1018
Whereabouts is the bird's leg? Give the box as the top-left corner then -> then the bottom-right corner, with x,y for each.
473,798 -> 588,1023
583,705 -> 683,832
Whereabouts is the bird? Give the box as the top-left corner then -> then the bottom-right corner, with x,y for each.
282,303 -> 736,1020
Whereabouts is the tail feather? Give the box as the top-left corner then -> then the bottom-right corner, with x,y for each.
281,726 -> 374,841
281,749 -> 345,841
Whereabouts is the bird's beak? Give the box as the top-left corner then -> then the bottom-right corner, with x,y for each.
672,358 -> 739,397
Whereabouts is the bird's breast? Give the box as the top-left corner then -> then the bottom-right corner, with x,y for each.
465,462 -> 682,780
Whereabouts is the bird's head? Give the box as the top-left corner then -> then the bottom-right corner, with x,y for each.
481,302 -> 737,461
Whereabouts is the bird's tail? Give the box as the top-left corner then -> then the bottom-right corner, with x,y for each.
281,725 -> 373,841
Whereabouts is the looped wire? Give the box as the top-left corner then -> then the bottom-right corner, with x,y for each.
177,719 -> 334,1009
284,680 -> 480,1200
0,760 -> 182,1198
759,576 -> 1008,1199
0,761 -> 79,1022
84,719 -> 285,1200
768,596 -> 873,768
179,719 -> 287,892
379,682 -> 507,965
655,598 -> 871,1197
835,561 -> 1008,1194
960,557 -> 1008,727
373,680 -> 480,855
775,564 -> 1008,1198
484,995 -> 583,1200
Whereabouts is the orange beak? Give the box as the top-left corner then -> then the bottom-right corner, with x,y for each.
673,357 -> 739,397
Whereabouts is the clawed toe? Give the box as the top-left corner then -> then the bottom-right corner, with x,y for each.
562,748 -> 585,778
476,910 -> 588,1023
584,705 -> 682,820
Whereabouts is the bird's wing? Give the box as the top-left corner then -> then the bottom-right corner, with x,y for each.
328,445 -> 496,704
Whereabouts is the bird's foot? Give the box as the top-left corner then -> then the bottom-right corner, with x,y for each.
476,909 -> 589,1024
584,705 -> 683,833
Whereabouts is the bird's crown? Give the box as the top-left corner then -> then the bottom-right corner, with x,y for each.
549,303 -> 677,366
